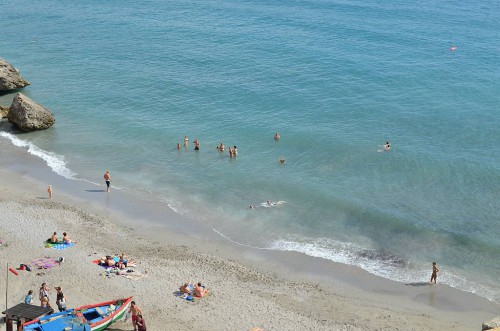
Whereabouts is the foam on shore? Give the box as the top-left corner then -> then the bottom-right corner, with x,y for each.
0,131 -> 77,179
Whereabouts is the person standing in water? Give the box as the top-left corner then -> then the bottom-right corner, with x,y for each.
104,170 -> 111,192
430,261 -> 439,284
184,136 -> 189,147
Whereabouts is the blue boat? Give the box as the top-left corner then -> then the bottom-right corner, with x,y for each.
23,309 -> 90,331
22,297 -> 132,331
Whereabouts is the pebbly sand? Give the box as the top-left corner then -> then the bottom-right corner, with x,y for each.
0,140 -> 499,331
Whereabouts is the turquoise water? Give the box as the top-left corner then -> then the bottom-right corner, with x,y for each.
1,0 -> 500,301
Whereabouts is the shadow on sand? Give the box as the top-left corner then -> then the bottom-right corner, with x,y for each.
405,282 -> 433,287
85,189 -> 106,193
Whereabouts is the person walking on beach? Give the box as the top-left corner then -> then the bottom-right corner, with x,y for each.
55,286 -> 67,312
136,314 -> 147,331
430,261 -> 439,284
104,170 -> 111,192
129,301 -> 143,331
47,185 -> 52,199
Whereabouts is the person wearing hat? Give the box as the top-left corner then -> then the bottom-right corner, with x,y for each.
56,286 -> 67,312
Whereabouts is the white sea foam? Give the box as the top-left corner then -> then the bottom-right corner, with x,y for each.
268,236 -> 500,303
0,132 -> 77,179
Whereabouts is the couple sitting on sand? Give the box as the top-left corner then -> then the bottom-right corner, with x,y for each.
179,282 -> 209,298
99,252 -> 128,269
50,232 -> 75,244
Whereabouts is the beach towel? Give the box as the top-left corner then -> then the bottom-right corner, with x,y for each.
31,257 -> 60,269
92,259 -> 113,268
51,243 -> 75,250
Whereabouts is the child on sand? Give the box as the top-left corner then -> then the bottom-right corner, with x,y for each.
430,261 -> 439,284
25,290 -> 34,304
47,185 -> 52,199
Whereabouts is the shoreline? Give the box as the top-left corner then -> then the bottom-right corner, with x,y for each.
0,137 -> 499,330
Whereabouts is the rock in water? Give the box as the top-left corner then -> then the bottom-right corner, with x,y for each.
0,58 -> 30,90
483,318 -> 500,330
8,93 -> 55,131
0,105 -> 9,118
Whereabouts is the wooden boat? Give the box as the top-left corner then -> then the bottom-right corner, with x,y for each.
23,297 -> 132,331
23,309 -> 90,331
76,296 -> 132,331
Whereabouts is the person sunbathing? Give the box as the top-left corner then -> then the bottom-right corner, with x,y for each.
106,256 -> 116,267
119,252 -> 128,267
179,283 -> 192,294
195,282 -> 209,298
116,259 -> 127,269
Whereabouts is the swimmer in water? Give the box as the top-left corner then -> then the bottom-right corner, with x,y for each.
279,156 -> 285,163
274,132 -> 280,140
383,141 -> 391,151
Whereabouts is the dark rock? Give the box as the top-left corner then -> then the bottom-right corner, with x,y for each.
0,58 -> 30,90
8,93 -> 55,131
483,318 -> 500,330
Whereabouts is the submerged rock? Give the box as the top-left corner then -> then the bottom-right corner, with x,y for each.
8,93 -> 55,131
0,58 -> 30,90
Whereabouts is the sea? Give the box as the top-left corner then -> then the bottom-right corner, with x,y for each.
1,0 -> 499,303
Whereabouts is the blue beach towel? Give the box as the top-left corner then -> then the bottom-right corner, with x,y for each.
52,243 -> 75,250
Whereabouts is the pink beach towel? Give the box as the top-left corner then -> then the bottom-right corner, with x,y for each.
32,257 -> 59,269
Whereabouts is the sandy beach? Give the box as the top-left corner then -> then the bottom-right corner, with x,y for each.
0,139 -> 499,331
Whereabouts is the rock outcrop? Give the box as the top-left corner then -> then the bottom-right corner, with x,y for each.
483,318 -> 500,330
8,93 -> 55,131
0,105 -> 9,118
0,58 -> 30,90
